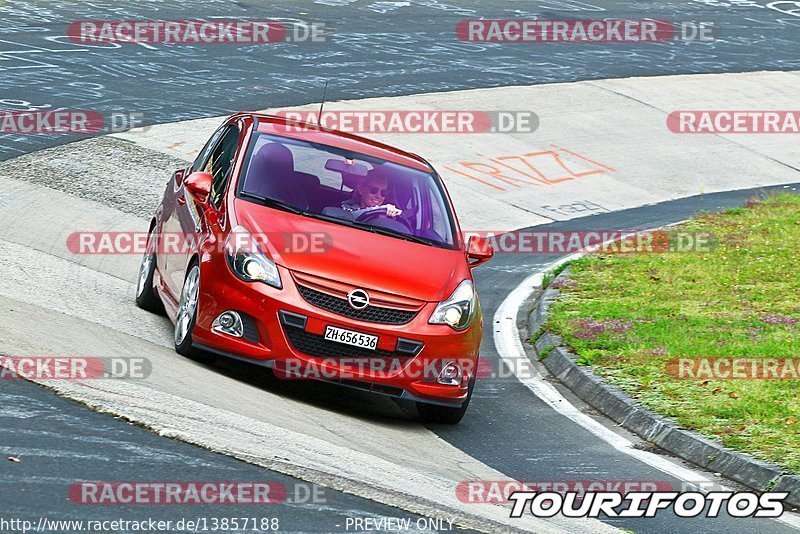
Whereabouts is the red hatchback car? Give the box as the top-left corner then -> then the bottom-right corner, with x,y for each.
136,112 -> 493,423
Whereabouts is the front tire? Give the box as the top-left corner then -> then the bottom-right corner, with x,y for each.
135,232 -> 164,314
174,263 -> 214,364
416,375 -> 475,425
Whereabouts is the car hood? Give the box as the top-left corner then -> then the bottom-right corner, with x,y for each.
233,200 -> 466,302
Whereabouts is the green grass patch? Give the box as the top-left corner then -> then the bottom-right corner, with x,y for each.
552,261 -> 571,278
542,272 -> 554,289
546,193 -> 800,472
541,261 -> 572,290
530,328 -> 544,345
539,344 -> 556,360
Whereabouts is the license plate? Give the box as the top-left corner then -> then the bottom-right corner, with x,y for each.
324,326 -> 378,350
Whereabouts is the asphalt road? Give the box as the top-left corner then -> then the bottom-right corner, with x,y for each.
442,182 -> 800,533
3,174 -> 798,532
1,0 -> 799,158
0,379 -> 466,534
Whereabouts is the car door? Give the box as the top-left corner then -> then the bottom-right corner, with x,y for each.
160,123 -> 230,300
171,123 -> 242,293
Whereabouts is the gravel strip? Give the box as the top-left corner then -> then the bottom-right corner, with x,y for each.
0,138 -> 190,219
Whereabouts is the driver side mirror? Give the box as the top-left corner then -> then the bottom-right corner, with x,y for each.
184,171 -> 213,204
467,235 -> 493,267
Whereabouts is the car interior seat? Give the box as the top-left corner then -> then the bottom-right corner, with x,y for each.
243,143 -> 310,210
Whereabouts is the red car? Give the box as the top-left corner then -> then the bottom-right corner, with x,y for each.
135,112 -> 493,423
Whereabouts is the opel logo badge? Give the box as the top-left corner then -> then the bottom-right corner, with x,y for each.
347,289 -> 370,310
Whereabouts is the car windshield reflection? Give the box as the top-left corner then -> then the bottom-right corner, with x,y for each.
238,133 -> 457,248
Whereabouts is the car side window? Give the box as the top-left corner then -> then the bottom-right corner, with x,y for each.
204,125 -> 240,208
191,126 -> 226,173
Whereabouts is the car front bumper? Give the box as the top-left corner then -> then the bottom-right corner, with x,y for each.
190,257 -> 482,406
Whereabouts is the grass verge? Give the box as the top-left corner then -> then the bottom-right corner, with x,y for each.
546,193 -> 800,472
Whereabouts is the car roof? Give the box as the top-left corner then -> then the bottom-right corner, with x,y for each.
233,112 -> 434,173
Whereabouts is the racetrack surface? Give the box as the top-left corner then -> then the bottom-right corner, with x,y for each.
1,378 -> 474,534
1,137 -> 798,531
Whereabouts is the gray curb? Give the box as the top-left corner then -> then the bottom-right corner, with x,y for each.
528,268 -> 799,509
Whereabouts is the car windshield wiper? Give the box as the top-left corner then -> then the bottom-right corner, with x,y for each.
350,221 -> 438,246
239,192 -> 304,215
301,210 -> 357,227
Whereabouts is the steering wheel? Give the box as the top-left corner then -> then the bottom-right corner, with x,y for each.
356,207 -> 414,234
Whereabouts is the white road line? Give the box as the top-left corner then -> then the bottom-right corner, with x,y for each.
494,254 -> 800,529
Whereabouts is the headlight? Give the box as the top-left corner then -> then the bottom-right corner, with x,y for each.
429,280 -> 476,331
225,226 -> 282,289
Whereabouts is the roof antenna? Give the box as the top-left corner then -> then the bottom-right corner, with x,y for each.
317,81 -> 329,124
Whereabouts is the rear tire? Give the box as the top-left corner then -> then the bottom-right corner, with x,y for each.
174,262 -> 215,364
135,231 -> 164,314
416,375 -> 475,425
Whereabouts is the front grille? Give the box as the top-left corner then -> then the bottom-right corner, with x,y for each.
296,284 -> 418,325
283,326 -> 411,359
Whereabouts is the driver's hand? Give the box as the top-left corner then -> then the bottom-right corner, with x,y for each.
385,204 -> 402,218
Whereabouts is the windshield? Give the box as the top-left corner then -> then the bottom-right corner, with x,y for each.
238,133 -> 457,247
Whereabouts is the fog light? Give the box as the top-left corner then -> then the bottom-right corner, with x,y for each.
219,313 -> 235,328
437,361 -> 462,386
212,311 -> 244,338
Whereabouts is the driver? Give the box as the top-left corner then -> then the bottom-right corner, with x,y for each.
342,170 -> 402,218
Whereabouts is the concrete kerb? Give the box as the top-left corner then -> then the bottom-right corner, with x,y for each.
528,267 -> 799,508
32,378 -> 575,534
